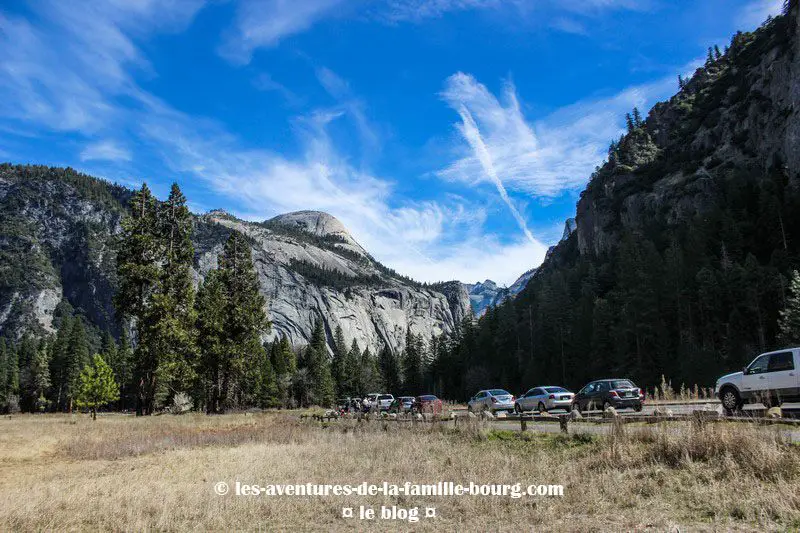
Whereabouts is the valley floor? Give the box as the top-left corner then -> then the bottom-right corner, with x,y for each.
0,412 -> 798,531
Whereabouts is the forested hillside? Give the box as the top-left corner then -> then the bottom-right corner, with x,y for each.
436,3 -> 800,398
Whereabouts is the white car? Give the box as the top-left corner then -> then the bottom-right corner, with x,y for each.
715,348 -> 800,413
376,394 -> 394,411
515,386 -> 574,413
467,389 -> 515,414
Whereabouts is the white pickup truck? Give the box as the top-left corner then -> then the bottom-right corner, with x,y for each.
714,348 -> 800,413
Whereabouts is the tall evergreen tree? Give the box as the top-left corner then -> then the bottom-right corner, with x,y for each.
151,183 -> 197,402
29,343 -> 51,412
401,330 -> 424,395
196,231 -> 269,413
378,345 -> 401,394
778,270 -> 800,345
65,319 -> 90,412
331,326 -> 347,396
360,347 -> 380,395
0,339 -> 8,411
116,183 -> 160,415
307,319 -> 334,406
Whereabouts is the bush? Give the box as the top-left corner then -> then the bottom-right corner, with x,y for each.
171,393 -> 193,415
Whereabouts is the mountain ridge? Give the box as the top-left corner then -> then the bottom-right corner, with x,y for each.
0,164 -> 471,355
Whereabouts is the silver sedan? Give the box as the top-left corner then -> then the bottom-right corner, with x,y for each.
515,386 -> 574,413
467,389 -> 515,414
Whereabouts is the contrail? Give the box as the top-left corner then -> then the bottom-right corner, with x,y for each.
455,103 -> 536,244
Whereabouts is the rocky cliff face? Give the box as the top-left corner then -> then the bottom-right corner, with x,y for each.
0,165 -> 471,354
576,10 -> 800,259
194,210 -> 471,354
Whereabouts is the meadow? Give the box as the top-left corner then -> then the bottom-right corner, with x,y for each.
0,411 -> 798,531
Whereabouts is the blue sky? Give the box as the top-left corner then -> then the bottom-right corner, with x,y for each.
0,0 -> 783,285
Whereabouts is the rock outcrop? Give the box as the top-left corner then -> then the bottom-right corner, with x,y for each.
0,165 -> 471,354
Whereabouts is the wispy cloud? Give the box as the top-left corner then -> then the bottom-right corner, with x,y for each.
737,0 -> 783,29
80,140 -> 132,162
218,0 -> 343,65
252,72 -> 303,106
439,72 -> 675,199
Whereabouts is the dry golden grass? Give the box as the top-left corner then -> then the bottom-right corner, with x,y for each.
0,412 -> 798,531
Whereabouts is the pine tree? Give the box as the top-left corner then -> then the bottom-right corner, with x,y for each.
115,329 -> 134,410
632,107 -> 643,128
196,270 -> 227,413
0,339 -> 8,411
196,231 -> 269,413
401,330 -> 424,395
50,314 -> 73,411
378,345 -> 401,394
625,113 -> 634,133
706,47 -> 714,65
76,354 -> 120,420
714,44 -> 722,60
678,74 -> 685,89
152,183 -> 197,402
29,343 -> 51,412
778,270 -> 800,345
345,339 -> 362,396
331,326 -> 347,396
360,347 -> 380,395
307,320 -> 334,406
116,183 -> 160,415
65,319 -> 90,412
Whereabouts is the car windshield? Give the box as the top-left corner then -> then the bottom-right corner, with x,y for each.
378,395 -> 393,400
611,380 -> 635,389
544,387 -> 568,393
419,395 -> 437,401
489,389 -> 510,396
400,397 -> 414,402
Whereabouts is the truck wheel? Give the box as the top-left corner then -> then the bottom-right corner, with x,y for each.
720,387 -> 742,415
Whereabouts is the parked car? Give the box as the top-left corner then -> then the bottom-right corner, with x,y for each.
413,395 -> 443,414
376,394 -> 395,411
572,379 -> 644,413
467,389 -> 515,414
715,348 -> 800,413
390,396 -> 415,413
363,393 -> 380,410
515,386 -> 574,413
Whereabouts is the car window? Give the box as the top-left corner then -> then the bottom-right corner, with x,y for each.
581,383 -> 595,394
747,354 -> 770,374
598,382 -> 610,392
544,387 -> 567,393
768,352 -> 795,372
378,395 -> 393,400
489,389 -> 510,396
611,380 -> 634,389
524,389 -> 535,397
420,395 -> 437,401
528,388 -> 540,396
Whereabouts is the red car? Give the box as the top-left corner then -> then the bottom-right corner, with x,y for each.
413,395 -> 443,414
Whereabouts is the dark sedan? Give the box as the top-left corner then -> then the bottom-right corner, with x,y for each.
571,379 -> 644,413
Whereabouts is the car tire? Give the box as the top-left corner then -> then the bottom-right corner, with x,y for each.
514,403 -> 522,414
538,402 -> 546,414
720,387 -> 742,415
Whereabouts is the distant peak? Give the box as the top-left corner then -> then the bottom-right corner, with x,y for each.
267,210 -> 366,252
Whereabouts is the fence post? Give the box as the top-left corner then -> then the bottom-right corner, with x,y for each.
520,417 -> 527,432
